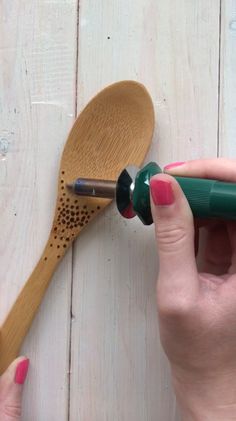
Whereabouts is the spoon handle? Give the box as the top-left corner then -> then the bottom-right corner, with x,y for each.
0,234 -> 69,374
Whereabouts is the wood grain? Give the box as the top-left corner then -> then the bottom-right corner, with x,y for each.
219,0 -> 236,157
0,2 -> 77,420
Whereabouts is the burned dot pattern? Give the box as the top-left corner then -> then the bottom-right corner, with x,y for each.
43,170 -> 100,261
56,174 -> 95,231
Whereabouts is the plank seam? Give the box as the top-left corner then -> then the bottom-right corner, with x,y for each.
68,1 -> 80,420
217,0 -> 222,157
74,0 -> 80,118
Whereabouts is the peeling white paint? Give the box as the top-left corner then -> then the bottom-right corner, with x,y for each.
0,138 -> 9,159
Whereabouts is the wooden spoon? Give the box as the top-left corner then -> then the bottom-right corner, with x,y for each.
0,81 -> 154,373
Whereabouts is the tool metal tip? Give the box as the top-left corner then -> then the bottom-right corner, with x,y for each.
66,182 -> 74,191
66,178 -> 116,198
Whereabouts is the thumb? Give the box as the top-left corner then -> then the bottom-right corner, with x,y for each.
150,174 -> 198,302
0,357 -> 29,420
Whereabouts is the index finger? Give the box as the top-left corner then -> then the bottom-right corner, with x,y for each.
164,158 -> 236,182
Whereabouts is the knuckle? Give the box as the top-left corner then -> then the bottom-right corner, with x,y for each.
2,403 -> 21,419
156,222 -> 188,251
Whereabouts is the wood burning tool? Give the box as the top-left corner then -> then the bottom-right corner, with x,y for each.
67,162 -> 236,225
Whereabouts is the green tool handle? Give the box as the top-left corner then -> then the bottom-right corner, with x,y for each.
132,162 -> 236,225
176,176 -> 236,219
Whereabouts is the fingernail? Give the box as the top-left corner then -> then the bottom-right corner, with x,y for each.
150,179 -> 174,206
14,359 -> 30,385
164,161 -> 185,171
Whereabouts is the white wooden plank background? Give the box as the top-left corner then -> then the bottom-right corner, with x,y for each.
0,1 -> 235,420
0,2 -> 77,420
220,0 -> 236,157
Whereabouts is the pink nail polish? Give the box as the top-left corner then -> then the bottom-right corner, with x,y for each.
150,179 -> 174,206
14,359 -> 30,385
164,161 -> 185,171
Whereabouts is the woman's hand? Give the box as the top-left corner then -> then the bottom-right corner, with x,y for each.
0,357 -> 29,420
150,159 -> 236,421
